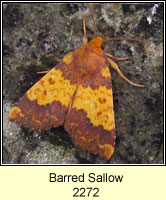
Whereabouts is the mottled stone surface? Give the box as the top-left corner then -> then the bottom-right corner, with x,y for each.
3,3 -> 163,164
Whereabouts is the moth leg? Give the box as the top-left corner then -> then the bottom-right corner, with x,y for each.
106,53 -> 131,61
82,17 -> 88,44
37,71 -> 49,75
108,58 -> 144,87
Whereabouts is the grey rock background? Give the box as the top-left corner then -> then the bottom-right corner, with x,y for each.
3,3 -> 163,164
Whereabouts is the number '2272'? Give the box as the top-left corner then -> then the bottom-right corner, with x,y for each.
73,187 -> 99,197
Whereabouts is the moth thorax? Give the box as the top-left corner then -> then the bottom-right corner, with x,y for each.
89,36 -> 104,48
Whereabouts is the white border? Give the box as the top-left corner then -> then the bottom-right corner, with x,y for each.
1,0 -> 165,166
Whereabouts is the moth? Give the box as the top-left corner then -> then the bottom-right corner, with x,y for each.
9,4 -> 159,160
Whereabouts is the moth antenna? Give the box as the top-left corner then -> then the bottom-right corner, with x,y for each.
88,3 -> 96,38
103,37 -> 161,43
